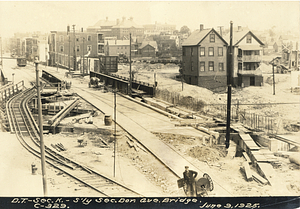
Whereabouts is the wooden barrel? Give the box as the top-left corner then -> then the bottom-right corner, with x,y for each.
104,115 -> 112,126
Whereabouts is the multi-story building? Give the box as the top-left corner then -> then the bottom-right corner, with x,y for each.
87,17 -> 144,40
48,30 -> 104,72
87,17 -> 117,38
111,17 -> 144,39
182,25 -> 265,90
9,32 -> 49,63
224,27 -> 265,87
143,22 -> 176,36
104,40 -> 130,56
182,25 -> 228,89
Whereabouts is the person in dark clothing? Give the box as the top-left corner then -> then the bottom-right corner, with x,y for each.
183,166 -> 198,197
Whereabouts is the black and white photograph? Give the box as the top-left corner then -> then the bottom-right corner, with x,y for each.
0,1 -> 299,208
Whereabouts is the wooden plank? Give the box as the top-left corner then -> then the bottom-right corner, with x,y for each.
252,173 -> 268,185
242,161 -> 253,181
242,152 -> 252,163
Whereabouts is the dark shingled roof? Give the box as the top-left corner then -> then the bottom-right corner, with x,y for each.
223,30 -> 265,46
182,29 -> 211,46
139,41 -> 158,51
182,28 -> 228,46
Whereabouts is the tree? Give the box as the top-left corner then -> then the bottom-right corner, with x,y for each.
180,26 -> 191,35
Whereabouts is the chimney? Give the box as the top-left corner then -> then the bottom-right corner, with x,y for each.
200,24 -> 204,31
122,16 -> 126,22
116,19 -> 120,25
106,17 -> 108,21
129,17 -> 133,21
238,26 -> 242,31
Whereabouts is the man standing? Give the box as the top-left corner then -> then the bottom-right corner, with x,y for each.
183,166 -> 198,197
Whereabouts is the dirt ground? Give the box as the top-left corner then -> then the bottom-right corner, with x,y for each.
1,57 -> 299,197
40,60 -> 300,197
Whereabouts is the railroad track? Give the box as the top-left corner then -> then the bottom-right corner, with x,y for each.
6,87 -> 143,197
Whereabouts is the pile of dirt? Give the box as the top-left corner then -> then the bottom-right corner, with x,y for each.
187,145 -> 226,162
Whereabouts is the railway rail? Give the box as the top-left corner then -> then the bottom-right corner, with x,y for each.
6,86 -> 143,197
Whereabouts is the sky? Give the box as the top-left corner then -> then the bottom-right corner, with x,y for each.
0,1 -> 299,38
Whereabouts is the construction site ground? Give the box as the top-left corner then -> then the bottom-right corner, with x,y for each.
1,57 -> 300,197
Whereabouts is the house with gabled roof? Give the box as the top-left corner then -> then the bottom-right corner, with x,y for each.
182,24 -> 228,89
138,41 -> 158,57
224,27 -> 265,87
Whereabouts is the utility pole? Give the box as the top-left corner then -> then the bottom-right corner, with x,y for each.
35,58 -> 48,196
113,89 -> 117,177
129,33 -> 132,96
82,28 -> 85,75
67,25 -> 71,72
272,64 -> 275,95
73,25 -> 76,71
225,21 -> 233,149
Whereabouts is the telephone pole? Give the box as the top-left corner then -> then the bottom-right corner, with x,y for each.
225,21 -> 233,149
35,58 -> 48,196
73,25 -> 76,71
129,33 -> 132,96
82,28 -> 85,75
67,25 -> 71,72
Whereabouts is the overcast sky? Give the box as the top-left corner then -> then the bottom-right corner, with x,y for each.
0,1 -> 299,38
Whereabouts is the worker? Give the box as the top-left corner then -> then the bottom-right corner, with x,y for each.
183,166 -> 198,197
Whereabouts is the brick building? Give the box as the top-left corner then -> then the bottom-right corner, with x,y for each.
48,30 -> 104,72
143,22 -> 176,36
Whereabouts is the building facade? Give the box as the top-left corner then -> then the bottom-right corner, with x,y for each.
224,29 -> 265,87
111,17 -> 144,39
105,40 -> 130,56
48,30 -> 104,72
182,25 -> 228,89
143,22 -> 176,36
138,41 -> 158,57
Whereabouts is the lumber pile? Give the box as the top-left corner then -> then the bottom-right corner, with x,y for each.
240,161 -> 269,185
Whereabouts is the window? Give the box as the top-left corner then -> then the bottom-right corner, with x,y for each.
200,47 -> 205,56
183,48 -> 186,56
218,47 -> 223,56
238,63 -> 242,70
238,49 -> 243,57
59,35 -> 64,42
87,45 -> 92,51
208,47 -> 214,56
246,35 -> 252,43
76,45 -> 80,52
76,36 -> 79,42
210,34 -> 215,42
191,61 -> 194,71
244,51 -> 251,56
191,47 -> 194,56
219,63 -> 224,71
209,61 -> 214,71
60,45 -> 64,52
254,50 -> 259,55
87,35 -> 92,41
98,45 -> 104,53
200,62 -> 205,71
